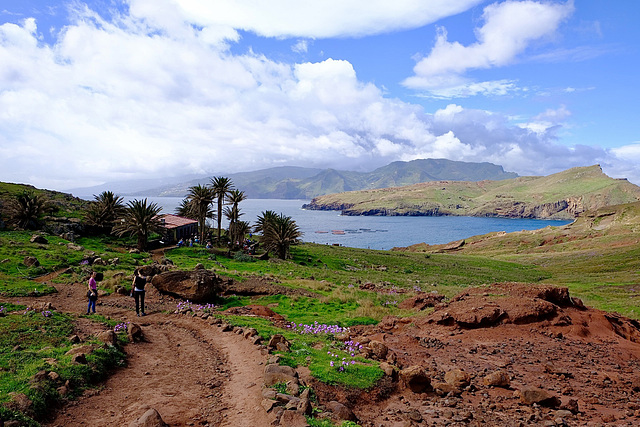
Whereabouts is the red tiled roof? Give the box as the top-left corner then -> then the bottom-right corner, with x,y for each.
158,214 -> 198,229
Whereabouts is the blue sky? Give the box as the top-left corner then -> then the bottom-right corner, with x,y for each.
1,0 -> 639,190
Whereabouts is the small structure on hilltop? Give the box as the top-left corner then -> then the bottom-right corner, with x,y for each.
158,214 -> 198,243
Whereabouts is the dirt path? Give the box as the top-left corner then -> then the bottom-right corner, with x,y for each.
2,277 -> 271,427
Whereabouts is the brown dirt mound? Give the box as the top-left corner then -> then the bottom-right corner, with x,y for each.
333,282 -> 640,425
427,282 -> 578,328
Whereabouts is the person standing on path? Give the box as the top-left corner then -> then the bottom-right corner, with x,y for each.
87,271 -> 98,314
132,269 -> 147,316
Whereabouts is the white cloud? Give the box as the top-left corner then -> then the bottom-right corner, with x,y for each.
169,0 -> 484,38
403,0 -> 574,95
518,105 -> 572,134
1,1 -> 638,191
292,39 -> 309,53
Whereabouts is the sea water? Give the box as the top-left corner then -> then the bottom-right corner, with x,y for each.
123,197 -> 571,250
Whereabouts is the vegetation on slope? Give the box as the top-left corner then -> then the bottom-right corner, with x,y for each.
304,165 -> 640,219
396,201 -> 640,317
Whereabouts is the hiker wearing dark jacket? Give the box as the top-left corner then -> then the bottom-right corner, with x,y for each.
132,269 -> 147,316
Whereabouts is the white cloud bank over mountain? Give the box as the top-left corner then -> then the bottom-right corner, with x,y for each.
0,0 -> 638,190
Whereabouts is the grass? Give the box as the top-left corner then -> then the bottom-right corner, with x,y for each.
221,313 -> 382,389
2,196 -> 640,424
0,231 -> 150,297
0,307 -> 126,424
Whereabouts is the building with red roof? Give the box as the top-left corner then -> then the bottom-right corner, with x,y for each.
158,214 -> 198,243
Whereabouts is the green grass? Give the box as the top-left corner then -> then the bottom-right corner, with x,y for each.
166,243 -> 549,298
0,308 -> 126,424
0,231 -> 150,296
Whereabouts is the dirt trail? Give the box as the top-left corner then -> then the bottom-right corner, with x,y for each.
2,277 -> 271,427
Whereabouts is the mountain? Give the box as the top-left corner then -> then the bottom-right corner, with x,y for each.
303,165 -> 640,219
92,159 -> 517,199
66,174 -> 208,199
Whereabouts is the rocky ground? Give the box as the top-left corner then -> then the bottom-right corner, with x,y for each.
3,272 -> 640,426
319,282 -> 640,426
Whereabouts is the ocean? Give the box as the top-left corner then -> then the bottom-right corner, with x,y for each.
121,197 -> 572,250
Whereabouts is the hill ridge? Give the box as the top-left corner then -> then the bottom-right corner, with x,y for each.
303,165 -> 640,219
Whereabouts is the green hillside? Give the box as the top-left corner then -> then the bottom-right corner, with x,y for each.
304,165 -> 640,219
0,182 -> 89,222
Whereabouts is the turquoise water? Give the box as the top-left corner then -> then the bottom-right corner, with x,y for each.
124,197 -> 572,250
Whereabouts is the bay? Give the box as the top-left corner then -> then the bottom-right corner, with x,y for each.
123,197 -> 571,250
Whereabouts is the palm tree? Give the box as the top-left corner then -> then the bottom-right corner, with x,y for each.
254,210 -> 278,235
210,176 -> 234,244
175,198 -> 196,219
261,213 -> 302,259
229,220 -> 251,248
7,190 -> 51,230
224,204 -> 244,246
112,198 -> 163,251
224,189 -> 247,246
85,191 -> 125,232
185,184 -> 215,244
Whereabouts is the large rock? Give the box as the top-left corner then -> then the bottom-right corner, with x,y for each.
268,334 -> 291,352
264,364 -> 298,386
23,256 -> 40,267
518,387 -> 561,407
483,370 -> 510,388
444,369 -> 471,388
326,401 -> 357,421
128,323 -> 144,342
151,269 -> 226,302
399,365 -> 430,393
279,410 -> 310,427
30,234 -> 48,244
368,340 -> 388,360
128,408 -> 169,427
96,330 -> 118,346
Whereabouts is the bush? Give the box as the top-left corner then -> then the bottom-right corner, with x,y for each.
233,251 -> 256,263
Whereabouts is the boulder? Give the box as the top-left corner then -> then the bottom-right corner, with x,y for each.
326,401 -> 357,421
30,234 -> 48,244
23,256 -> 40,267
151,269 -> 224,302
268,334 -> 291,352
66,345 -> 95,357
379,362 -> 396,377
444,369 -> 471,388
97,330 -> 118,346
279,410 -> 310,427
368,340 -> 388,360
264,364 -> 298,387
399,365 -> 430,393
483,370 -> 510,388
67,243 -> 84,251
518,387 -> 561,407
128,408 -> 169,427
432,382 -> 462,396
128,323 -> 144,342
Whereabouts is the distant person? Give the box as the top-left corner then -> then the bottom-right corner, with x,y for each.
87,271 -> 98,314
177,238 -> 184,247
131,269 -> 147,316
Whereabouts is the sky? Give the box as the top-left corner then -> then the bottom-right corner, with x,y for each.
1,0 -> 639,191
